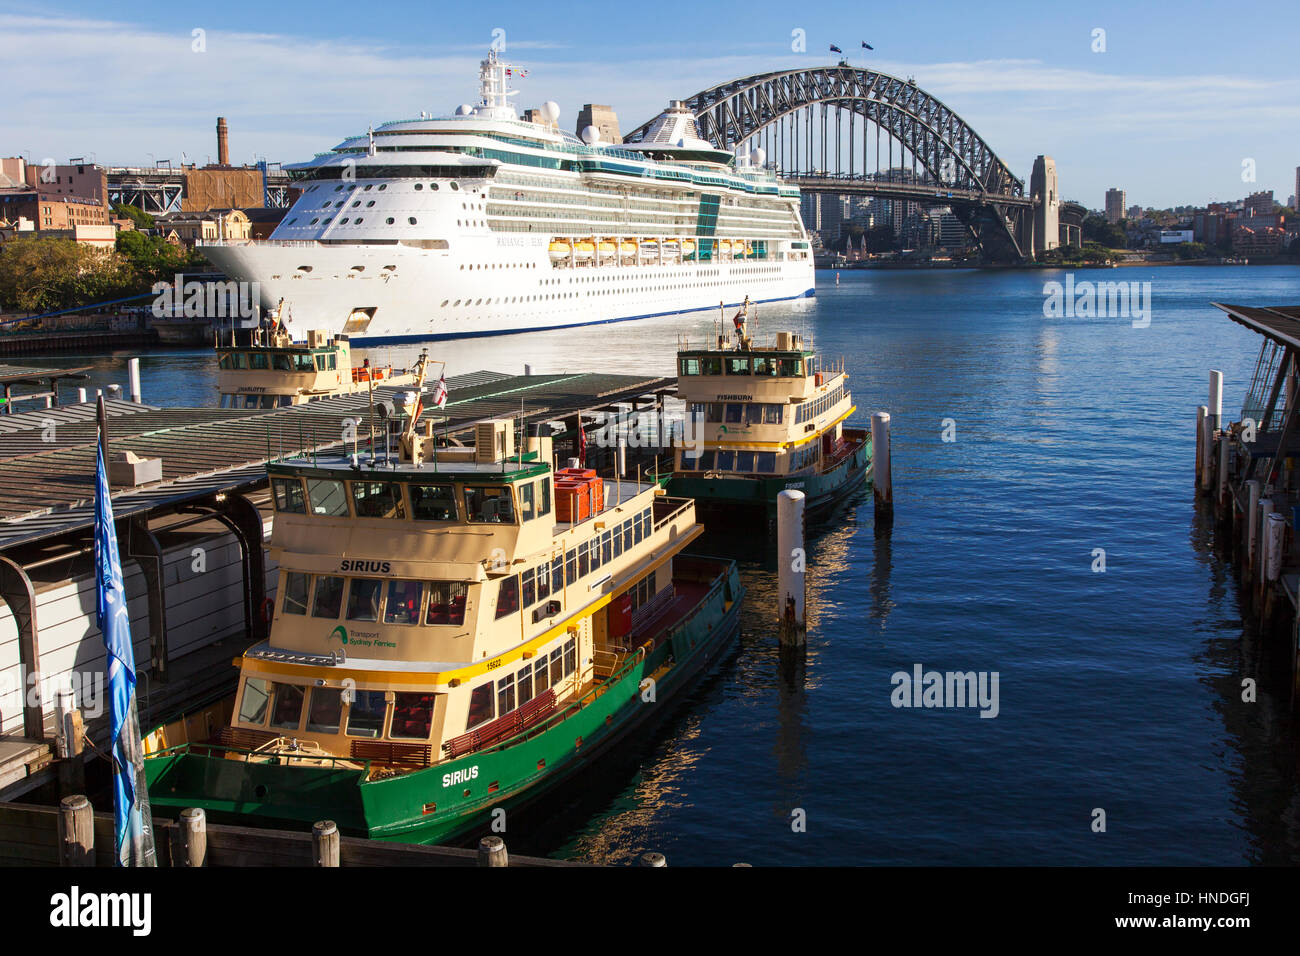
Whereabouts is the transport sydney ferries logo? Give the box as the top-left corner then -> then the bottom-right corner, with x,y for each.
329,625 -> 349,645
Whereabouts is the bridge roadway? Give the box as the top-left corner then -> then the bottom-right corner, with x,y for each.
790,175 -> 1035,208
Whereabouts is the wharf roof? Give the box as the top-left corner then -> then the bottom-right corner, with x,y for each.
1213,303 -> 1300,350
0,368 -> 673,551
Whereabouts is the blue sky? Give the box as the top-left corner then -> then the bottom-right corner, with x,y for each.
3,0 -> 1297,209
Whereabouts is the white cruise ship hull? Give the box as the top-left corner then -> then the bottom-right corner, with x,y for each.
203,236 -> 815,344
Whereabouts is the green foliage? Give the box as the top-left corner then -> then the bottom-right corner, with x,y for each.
1173,242 -> 1208,260
116,230 -> 203,285
111,203 -> 154,230
1081,215 -> 1126,250
0,235 -> 133,314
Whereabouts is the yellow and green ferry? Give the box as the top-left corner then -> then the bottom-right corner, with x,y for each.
665,305 -> 872,520
143,366 -> 743,844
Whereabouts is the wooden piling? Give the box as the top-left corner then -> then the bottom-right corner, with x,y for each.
179,807 -> 207,867
1209,369 -> 1223,432
312,820 -> 339,867
477,835 -> 508,867
1195,405 -> 1207,486
54,684 -> 84,797
57,795 -> 93,867
777,489 -> 806,646
1245,480 -> 1261,581
1217,434 -> 1231,520
871,411 -> 893,527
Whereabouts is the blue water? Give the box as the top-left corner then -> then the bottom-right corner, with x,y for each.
15,265 -> 1300,864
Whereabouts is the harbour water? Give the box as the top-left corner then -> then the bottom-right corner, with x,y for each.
15,265 -> 1299,865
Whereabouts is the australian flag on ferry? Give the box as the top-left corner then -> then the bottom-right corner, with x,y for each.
94,436 -> 157,867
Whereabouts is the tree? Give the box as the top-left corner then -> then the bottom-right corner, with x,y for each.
0,236 -> 132,314
1174,242 -> 1207,260
116,230 -> 202,286
1082,215 -> 1126,250
111,202 -> 155,230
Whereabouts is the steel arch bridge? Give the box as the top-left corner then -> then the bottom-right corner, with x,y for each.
624,64 -> 1036,260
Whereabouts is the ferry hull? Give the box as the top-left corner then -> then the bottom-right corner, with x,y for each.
666,429 -> 872,522
145,559 -> 743,846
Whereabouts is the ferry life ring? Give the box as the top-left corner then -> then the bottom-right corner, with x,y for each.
261,598 -> 275,626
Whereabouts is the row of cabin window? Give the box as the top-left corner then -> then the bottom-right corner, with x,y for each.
272,475 -> 551,525
466,638 -> 577,731
281,572 -> 470,627
796,385 -> 844,425
219,351 -> 334,372
691,401 -> 785,425
679,449 -> 778,473
679,355 -> 810,377
789,442 -> 820,473
493,507 -> 654,620
220,394 -> 295,409
238,678 -> 435,741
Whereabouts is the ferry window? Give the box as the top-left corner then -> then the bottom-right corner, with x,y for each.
736,451 -> 756,473
315,355 -> 327,371
613,526 -> 624,556
426,581 -> 468,625
352,481 -> 406,519
725,356 -> 750,375
752,356 -> 774,376
621,520 -> 632,550
564,638 -> 577,675
306,687 -> 343,733
238,678 -> 270,725
517,665 -> 534,706
272,354 -> 293,371
384,580 -> 423,625
346,578 -> 382,622
756,452 -> 777,473
410,483 -> 457,521
806,357 -> 819,376
538,479 -> 551,517
778,358 -> 802,376
270,682 -> 305,730
724,404 -> 743,424
346,690 -> 387,738
551,556 -> 563,595
519,482 -> 536,521
521,568 -> 537,608
534,657 -> 551,694
764,404 -> 784,424
328,355 -> 337,371
698,450 -> 716,470
464,486 -> 515,523
745,404 -> 764,425
536,562 -> 551,601
390,692 -> 434,740
602,530 -> 612,564
495,576 -> 519,619
578,541 -> 590,578
308,478 -> 349,516
565,548 -> 577,584
231,352 -> 248,369
466,683 -> 494,730
549,647 -> 564,685
701,356 -> 722,375
250,353 -> 269,370
282,571 -> 310,615
294,354 -> 315,372
313,575 -> 345,618
679,357 -> 701,375
705,403 -> 724,423
218,354 -> 231,370
272,477 -> 307,514
497,673 -> 516,717
716,451 -> 735,472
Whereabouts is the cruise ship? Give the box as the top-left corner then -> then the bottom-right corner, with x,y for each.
199,51 -> 814,344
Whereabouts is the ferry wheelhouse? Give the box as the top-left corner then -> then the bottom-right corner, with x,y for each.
665,304 -> 872,518
215,319 -> 417,409
198,50 -> 813,344
144,374 -> 743,844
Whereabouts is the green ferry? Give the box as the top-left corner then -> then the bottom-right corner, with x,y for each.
664,304 -> 872,521
143,362 -> 743,844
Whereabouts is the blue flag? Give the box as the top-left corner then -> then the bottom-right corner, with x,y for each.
94,436 -> 157,867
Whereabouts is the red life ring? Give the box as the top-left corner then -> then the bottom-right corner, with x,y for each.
261,598 -> 275,626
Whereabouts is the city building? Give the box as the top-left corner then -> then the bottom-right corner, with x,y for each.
154,208 -> 251,245
1030,155 -> 1060,256
1105,188 -> 1126,224
1244,190 -> 1275,217
575,105 -> 622,144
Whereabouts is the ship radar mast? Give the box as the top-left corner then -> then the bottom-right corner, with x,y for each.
477,49 -> 524,119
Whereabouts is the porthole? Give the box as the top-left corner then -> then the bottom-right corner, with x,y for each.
341,217 -> 350,224
450,182 -> 460,191
386,217 -> 395,224
334,185 -> 343,192
431,183 -> 439,191
351,201 -> 361,208
409,217 -> 417,225
355,218 -> 363,224
378,184 -> 387,191
414,183 -> 423,191
364,184 -> 373,191
310,218 -> 319,224
366,200 -> 375,207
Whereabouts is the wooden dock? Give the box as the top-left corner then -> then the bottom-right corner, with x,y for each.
1200,303 -> 1300,707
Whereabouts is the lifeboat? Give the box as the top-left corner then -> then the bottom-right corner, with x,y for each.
619,240 -> 637,258
639,239 -> 659,256
719,239 -> 733,255
548,240 -> 571,261
681,239 -> 697,257
573,240 -> 596,261
598,239 -> 617,260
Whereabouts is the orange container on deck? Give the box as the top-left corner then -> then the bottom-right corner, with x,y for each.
555,474 -> 604,523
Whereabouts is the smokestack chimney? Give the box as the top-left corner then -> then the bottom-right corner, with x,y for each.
216,116 -> 229,166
